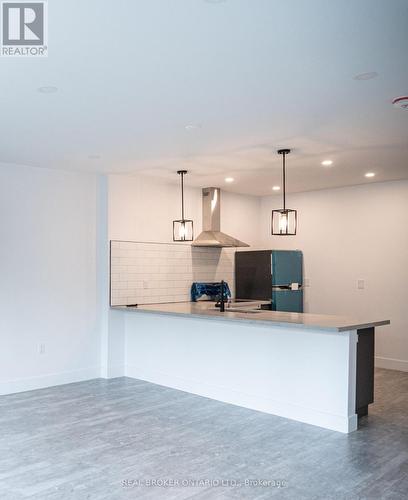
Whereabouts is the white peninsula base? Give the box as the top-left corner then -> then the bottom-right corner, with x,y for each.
124,311 -> 359,433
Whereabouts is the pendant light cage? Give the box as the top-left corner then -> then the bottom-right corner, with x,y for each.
173,170 -> 194,242
271,149 -> 297,235
271,208 -> 297,235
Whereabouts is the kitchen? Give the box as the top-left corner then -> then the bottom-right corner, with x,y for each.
109,176 -> 389,433
1,1 -> 408,499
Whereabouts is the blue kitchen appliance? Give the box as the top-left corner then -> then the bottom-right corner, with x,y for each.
191,282 -> 231,302
235,250 -> 303,312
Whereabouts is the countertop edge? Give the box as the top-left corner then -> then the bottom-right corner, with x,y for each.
111,305 -> 390,333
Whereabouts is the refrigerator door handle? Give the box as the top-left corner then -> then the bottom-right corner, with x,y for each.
272,284 -> 303,290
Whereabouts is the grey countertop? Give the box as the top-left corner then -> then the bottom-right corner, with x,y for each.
112,301 -> 390,332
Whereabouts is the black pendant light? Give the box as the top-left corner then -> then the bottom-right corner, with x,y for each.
173,170 -> 194,242
271,149 -> 297,235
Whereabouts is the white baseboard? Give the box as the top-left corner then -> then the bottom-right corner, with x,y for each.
126,364 -> 356,434
375,356 -> 408,372
0,366 -> 100,396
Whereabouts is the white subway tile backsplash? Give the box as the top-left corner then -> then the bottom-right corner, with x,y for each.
110,241 -> 235,306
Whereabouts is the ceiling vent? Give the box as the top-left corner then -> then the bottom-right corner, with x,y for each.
392,96 -> 408,110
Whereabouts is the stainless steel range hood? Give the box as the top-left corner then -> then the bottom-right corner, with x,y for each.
192,187 -> 250,248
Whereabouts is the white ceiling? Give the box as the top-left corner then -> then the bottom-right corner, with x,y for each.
1,0 -> 407,195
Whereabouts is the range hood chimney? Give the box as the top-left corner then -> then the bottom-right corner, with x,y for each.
192,188 -> 249,248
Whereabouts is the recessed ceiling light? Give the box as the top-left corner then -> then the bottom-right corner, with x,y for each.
204,0 -> 226,3
272,185 -> 281,191
88,155 -> 101,160
321,160 -> 333,166
365,172 -> 375,178
225,177 -> 234,183
353,72 -> 378,81
185,123 -> 202,131
37,86 -> 58,94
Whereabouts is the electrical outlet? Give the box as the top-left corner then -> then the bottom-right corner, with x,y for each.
38,343 -> 46,354
357,279 -> 365,290
143,280 -> 149,289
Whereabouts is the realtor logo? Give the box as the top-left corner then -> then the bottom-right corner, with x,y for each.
1,1 -> 47,56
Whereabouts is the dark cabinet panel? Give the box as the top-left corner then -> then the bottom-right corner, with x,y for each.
356,327 -> 375,417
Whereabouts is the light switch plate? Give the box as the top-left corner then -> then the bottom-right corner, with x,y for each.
357,279 -> 365,290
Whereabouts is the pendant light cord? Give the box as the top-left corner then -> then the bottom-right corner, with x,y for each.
277,148 -> 290,211
180,171 -> 185,220
282,152 -> 286,210
177,170 -> 188,221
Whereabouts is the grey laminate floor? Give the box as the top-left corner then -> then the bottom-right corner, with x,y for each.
0,369 -> 407,500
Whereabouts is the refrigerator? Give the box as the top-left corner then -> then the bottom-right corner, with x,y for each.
235,250 -> 303,312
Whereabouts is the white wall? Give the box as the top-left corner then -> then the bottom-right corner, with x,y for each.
260,180 -> 408,372
108,174 -> 261,246
96,175 -> 125,380
0,165 -> 101,394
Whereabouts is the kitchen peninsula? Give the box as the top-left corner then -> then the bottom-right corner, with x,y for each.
113,301 -> 389,433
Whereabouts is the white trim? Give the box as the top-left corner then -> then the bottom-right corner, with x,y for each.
0,366 -> 100,396
375,356 -> 408,372
126,364 -> 356,434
